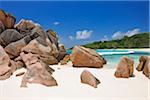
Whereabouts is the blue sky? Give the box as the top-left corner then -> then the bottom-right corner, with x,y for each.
0,1 -> 149,48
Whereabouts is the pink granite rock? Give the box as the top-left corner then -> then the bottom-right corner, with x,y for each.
80,70 -> 100,88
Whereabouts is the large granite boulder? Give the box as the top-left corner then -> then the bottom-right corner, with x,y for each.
0,45 -> 12,80
32,27 -> 60,58
20,52 -> 57,87
22,39 -> 52,56
0,29 -> 23,47
22,39 -> 58,65
0,10 -> 16,29
114,56 -> 134,78
15,19 -> 36,34
137,56 -> 150,79
70,46 -> 106,68
4,35 -> 31,58
80,70 -> 100,88
136,56 -> 148,71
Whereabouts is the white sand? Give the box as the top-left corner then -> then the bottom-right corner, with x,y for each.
0,62 -> 149,100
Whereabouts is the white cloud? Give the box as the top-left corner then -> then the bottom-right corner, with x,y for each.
76,30 -> 93,39
112,28 -> 140,40
53,21 -> 60,26
112,31 -> 124,40
69,36 -> 74,40
125,28 -> 140,37
101,35 -> 109,42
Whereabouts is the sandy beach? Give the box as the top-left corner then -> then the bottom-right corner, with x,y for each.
0,61 -> 149,100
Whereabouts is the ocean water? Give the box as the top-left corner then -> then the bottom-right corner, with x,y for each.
67,49 -> 150,68
102,52 -> 149,68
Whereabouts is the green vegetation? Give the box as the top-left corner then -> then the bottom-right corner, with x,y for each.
83,33 -> 150,49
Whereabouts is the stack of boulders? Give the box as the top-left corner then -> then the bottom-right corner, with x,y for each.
136,56 -> 150,79
0,10 -> 67,87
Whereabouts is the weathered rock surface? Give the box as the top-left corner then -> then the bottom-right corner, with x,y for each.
0,10 -> 6,25
20,52 -> 57,87
32,27 -> 47,44
0,21 -> 5,34
80,70 -> 100,88
70,46 -> 106,68
11,60 -> 24,70
20,52 -> 39,66
114,56 -> 134,78
137,56 -> 150,79
46,29 -> 59,48
57,44 -> 67,61
40,55 -> 58,65
5,14 -> 16,29
0,45 -> 12,80
5,35 -> 31,58
0,10 -> 16,29
136,56 -> 148,71
143,61 -> 150,79
20,61 -> 57,87
21,39 -> 59,65
0,29 -> 23,47
22,39 -> 52,55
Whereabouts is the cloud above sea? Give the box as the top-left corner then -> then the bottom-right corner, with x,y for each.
112,28 -> 140,40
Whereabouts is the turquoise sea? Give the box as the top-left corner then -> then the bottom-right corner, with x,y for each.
67,49 -> 150,68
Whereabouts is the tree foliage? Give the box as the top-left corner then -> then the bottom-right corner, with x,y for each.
83,33 -> 150,49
